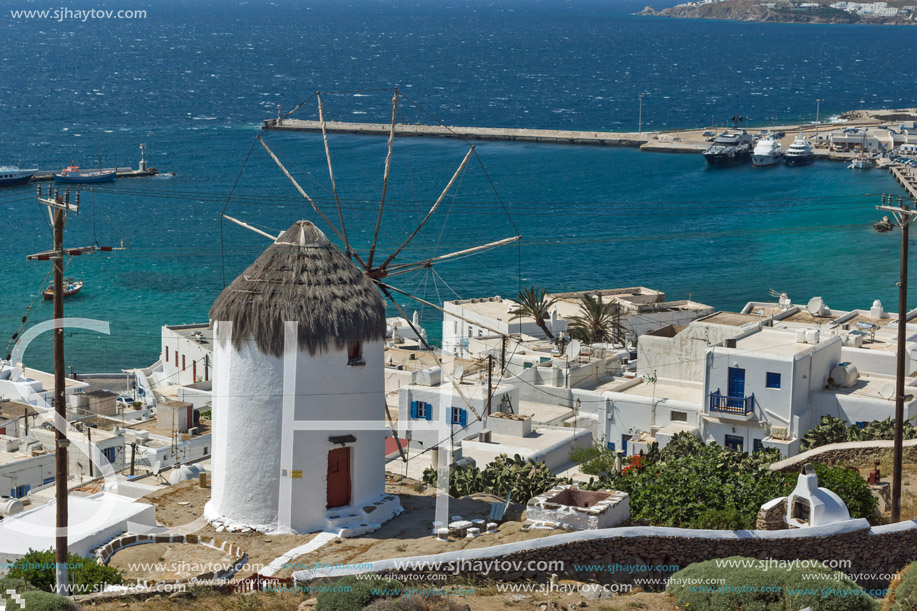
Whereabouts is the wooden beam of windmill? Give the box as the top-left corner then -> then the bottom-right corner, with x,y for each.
258,136 -> 368,269
316,92 -> 351,255
377,281 -> 509,339
367,88 -> 398,270
375,145 -> 475,274
380,235 -> 522,279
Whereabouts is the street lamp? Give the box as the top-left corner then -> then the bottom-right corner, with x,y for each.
815,98 -> 822,138
638,93 -> 644,135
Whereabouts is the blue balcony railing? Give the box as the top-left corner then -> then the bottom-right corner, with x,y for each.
708,392 -> 754,416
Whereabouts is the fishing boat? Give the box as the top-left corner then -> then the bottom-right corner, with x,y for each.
42,278 -> 83,300
0,166 -> 38,187
54,165 -> 116,183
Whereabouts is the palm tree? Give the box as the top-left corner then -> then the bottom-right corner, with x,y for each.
567,293 -> 624,344
509,286 -> 557,340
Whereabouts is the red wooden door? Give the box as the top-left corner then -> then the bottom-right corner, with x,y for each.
326,447 -> 351,508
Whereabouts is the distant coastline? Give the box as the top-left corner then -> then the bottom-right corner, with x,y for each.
638,0 -> 917,25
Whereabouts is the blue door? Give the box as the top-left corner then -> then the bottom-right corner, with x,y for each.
622,434 -> 632,456
727,367 -> 746,409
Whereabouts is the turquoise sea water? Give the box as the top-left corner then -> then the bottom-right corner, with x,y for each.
0,0 -> 914,372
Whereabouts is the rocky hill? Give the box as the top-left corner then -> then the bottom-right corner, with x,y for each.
639,0 -> 916,25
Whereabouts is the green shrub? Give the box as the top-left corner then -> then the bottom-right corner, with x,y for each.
885,561 -> 917,610
315,575 -> 404,611
421,453 -> 562,502
689,507 -> 748,530
802,416 -> 917,451
19,591 -> 79,611
7,548 -> 123,593
593,433 -> 877,528
569,440 -> 617,476
667,556 -> 878,611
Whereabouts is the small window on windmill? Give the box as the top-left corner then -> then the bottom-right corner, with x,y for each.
347,341 -> 364,366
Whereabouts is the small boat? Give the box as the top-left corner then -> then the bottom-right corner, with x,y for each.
0,166 -> 38,187
784,136 -> 815,167
54,165 -> 116,183
848,155 -> 874,170
42,278 -> 83,300
752,134 -> 783,167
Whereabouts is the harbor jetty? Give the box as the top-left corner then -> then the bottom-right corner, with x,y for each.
30,167 -> 164,183
263,107 -> 917,161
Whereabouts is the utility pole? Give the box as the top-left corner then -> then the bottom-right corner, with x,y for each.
28,184 -> 122,596
500,335 -> 506,376
638,93 -> 644,135
486,354 -> 493,416
877,193 -> 915,523
815,98 -> 822,139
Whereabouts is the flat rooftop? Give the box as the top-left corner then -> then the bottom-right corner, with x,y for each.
0,447 -> 51,466
167,323 -> 213,343
732,329 -> 822,357
516,400 -> 574,425
817,373 -> 917,401
701,312 -> 762,327
616,379 -> 705,404
0,400 -> 37,420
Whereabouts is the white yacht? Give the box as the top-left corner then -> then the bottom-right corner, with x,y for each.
784,136 -> 815,166
751,135 -> 784,167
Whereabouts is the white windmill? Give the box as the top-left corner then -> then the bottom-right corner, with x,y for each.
207,90 -> 521,535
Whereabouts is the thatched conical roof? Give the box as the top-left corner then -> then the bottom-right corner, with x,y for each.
210,221 -> 386,358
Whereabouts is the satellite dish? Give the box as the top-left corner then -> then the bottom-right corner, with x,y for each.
454,365 -> 465,382
879,383 -> 896,400
151,460 -> 162,476
807,296 -> 825,316
566,339 -> 582,359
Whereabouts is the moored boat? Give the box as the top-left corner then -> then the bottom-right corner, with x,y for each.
42,278 -> 83,300
848,155 -> 874,170
0,166 -> 38,187
752,134 -> 783,167
784,136 -> 815,167
54,166 -> 116,183
702,131 -> 754,167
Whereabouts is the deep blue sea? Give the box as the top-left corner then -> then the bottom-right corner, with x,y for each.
1,0 -> 915,372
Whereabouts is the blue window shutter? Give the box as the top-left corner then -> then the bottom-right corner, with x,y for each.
410,401 -> 418,419
459,409 -> 467,427
424,403 -> 432,421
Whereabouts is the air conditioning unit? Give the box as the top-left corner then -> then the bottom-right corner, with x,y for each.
188,427 -> 199,436
771,426 -> 789,440
478,429 -> 492,443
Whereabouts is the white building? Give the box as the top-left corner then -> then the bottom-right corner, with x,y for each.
509,293 -> 917,459
205,221 -> 400,535
397,375 -> 519,451
441,288 -> 712,358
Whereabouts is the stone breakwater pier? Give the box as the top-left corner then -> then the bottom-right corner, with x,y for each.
262,108 -> 915,158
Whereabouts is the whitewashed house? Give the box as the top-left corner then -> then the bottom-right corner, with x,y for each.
441,288 -> 713,358
205,221 -> 400,535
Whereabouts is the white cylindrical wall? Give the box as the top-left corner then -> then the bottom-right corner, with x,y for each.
205,321 -> 285,532
205,322 -> 386,534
